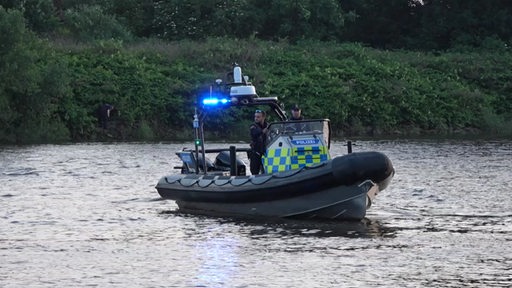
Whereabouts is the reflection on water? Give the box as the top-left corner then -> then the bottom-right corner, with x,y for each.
192,229 -> 241,287
160,210 -> 396,239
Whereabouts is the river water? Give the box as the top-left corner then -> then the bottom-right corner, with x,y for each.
1,140 -> 511,287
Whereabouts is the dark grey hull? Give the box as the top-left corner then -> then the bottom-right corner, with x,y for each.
176,180 -> 379,220
156,151 -> 394,220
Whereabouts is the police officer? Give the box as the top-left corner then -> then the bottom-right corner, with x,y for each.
249,109 -> 269,175
288,104 -> 309,132
290,104 -> 303,121
99,103 -> 114,129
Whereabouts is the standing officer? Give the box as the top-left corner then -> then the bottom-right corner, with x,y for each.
249,109 -> 269,175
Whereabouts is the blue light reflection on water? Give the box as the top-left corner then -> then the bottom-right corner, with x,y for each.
0,140 -> 511,287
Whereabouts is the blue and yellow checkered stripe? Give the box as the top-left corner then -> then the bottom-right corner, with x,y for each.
263,146 -> 330,173
263,148 -> 291,173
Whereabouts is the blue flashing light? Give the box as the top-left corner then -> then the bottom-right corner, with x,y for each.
202,97 -> 230,106
201,92 -> 231,107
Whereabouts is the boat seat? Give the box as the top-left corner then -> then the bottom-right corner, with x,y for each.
214,151 -> 247,176
176,151 -> 215,174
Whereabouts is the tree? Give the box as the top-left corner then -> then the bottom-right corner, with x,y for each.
104,0 -> 155,38
0,0 -> 60,35
414,0 -> 512,50
340,0 -> 419,48
63,4 -> 133,42
0,7 -> 70,143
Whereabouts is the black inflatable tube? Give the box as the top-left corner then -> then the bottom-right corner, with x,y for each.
331,152 -> 394,186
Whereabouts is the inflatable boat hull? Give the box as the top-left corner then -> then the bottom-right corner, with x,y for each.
156,151 -> 394,220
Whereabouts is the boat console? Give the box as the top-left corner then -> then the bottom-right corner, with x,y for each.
264,119 -> 331,173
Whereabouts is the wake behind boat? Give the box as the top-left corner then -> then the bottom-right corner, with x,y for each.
155,65 -> 394,220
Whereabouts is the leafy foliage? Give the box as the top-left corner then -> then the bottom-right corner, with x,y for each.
62,5 -> 133,42
0,7 -> 70,143
2,0 -> 511,49
1,1 -> 512,143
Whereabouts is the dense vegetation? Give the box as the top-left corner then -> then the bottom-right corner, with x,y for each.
1,1 -> 511,143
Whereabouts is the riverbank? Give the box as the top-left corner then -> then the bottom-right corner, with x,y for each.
2,36 -> 512,144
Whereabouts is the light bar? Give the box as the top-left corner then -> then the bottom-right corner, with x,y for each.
202,97 -> 231,106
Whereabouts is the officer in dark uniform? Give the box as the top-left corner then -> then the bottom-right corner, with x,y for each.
288,104 -> 309,132
289,104 -> 304,121
99,103 -> 114,129
249,109 -> 269,175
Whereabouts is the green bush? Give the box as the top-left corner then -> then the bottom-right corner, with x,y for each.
1,34 -> 512,143
0,7 -> 73,143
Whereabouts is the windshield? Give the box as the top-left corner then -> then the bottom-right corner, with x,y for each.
267,119 -> 331,148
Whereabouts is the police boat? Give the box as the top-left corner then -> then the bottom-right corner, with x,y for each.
155,65 -> 394,220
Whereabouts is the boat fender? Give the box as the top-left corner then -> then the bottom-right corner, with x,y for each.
179,175 -> 201,187
230,176 -> 251,186
303,162 -> 326,169
165,175 -> 183,184
198,175 -> 217,188
331,152 -> 393,185
214,176 -> 234,186
273,167 -> 303,178
250,174 -> 273,185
